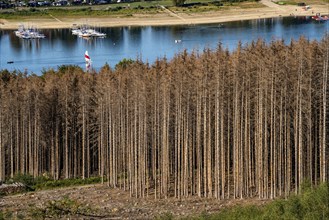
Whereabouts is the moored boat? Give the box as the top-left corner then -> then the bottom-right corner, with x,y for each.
72,24 -> 106,39
14,25 -> 46,39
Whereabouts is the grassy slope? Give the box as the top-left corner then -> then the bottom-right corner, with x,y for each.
0,0 -> 328,20
184,183 -> 329,220
0,0 -> 265,20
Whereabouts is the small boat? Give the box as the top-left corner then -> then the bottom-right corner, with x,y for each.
14,25 -> 46,39
72,24 -> 106,39
14,25 -> 25,38
21,33 -> 31,39
312,14 -> 329,21
72,29 -> 82,35
93,31 -> 106,38
80,31 -> 93,38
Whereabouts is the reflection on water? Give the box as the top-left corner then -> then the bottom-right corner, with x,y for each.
0,16 -> 328,74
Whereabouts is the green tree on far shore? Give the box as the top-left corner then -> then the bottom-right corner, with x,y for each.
172,0 -> 185,6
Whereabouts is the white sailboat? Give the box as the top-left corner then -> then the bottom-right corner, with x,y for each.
85,50 -> 92,72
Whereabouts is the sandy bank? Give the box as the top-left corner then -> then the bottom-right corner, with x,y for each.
0,1 -> 328,30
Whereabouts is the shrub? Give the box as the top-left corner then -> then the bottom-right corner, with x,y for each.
155,211 -> 174,220
29,196 -> 98,219
57,65 -> 83,74
9,173 -> 35,187
191,182 -> 329,220
34,176 -> 102,190
115,58 -> 135,70
0,210 -> 12,220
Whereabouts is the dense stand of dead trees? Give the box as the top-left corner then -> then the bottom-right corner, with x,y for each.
0,37 -> 328,199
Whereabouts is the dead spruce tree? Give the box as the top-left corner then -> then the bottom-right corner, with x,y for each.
0,36 -> 327,200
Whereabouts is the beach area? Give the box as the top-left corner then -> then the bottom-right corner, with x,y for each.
0,0 -> 328,29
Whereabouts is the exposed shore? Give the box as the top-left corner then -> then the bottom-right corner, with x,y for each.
0,1 -> 328,30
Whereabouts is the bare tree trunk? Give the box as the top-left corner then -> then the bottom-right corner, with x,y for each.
0,99 -> 4,181
321,45 -> 328,183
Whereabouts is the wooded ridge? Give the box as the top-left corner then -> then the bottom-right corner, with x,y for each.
0,36 -> 328,200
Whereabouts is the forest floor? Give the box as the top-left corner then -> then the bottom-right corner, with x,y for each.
0,183 -> 270,219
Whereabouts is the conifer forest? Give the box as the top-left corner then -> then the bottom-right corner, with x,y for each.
0,37 -> 328,200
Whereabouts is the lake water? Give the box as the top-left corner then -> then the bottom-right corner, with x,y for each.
0,16 -> 328,74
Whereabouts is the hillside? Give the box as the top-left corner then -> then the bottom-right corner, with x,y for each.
0,183 -> 268,219
1,182 -> 328,219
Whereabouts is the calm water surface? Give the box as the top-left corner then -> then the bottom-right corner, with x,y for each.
0,16 -> 328,74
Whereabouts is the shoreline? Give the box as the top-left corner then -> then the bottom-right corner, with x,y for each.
0,2 -> 328,30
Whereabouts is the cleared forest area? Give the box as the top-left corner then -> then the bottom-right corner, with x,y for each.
0,182 -> 327,219
0,36 -> 328,203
